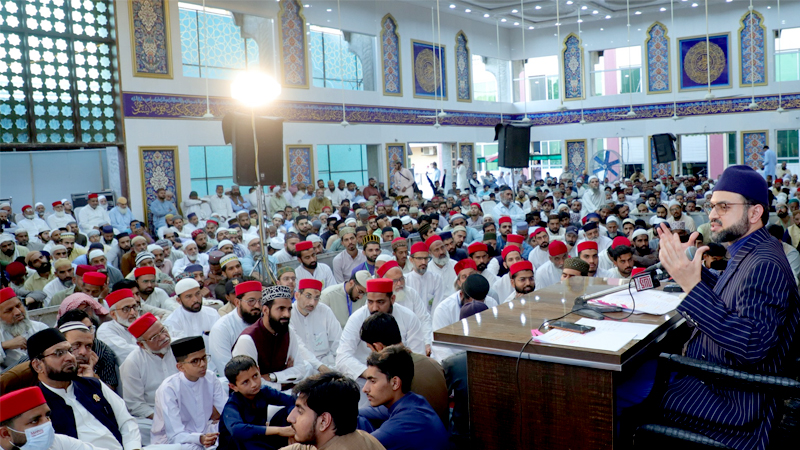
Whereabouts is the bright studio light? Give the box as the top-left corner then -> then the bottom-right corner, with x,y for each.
231,71 -> 281,107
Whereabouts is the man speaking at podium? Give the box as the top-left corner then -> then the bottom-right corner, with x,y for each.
653,165 -> 800,450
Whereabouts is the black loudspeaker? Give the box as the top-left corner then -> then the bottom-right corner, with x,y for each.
222,112 -> 285,186
494,123 -> 532,168
652,133 -> 677,163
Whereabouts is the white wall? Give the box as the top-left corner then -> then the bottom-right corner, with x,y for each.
115,0 -> 800,220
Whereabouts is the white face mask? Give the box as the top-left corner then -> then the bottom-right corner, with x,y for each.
10,421 -> 56,450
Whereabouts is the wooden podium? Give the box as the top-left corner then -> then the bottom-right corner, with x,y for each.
433,277 -> 686,449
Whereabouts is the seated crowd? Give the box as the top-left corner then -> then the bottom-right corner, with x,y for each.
1,162 -> 798,449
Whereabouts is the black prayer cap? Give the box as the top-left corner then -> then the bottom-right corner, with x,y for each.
28,328 -> 67,360
462,273 -> 490,301
171,336 -> 205,359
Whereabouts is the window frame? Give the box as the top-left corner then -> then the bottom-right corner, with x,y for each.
589,46 -> 643,97
512,55 -> 560,102
309,25 -> 367,91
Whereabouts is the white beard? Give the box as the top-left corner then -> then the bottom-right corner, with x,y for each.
187,253 -> 197,262
55,210 -> 65,217
118,207 -> 127,213
433,255 -> 449,267
144,345 -> 169,356
0,317 -> 32,337
393,288 -> 406,304
24,214 -> 34,220
115,315 -> 135,328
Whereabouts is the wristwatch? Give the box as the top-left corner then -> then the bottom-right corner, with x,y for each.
268,373 -> 277,383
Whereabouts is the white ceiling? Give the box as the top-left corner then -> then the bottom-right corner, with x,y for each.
403,0 -> 758,29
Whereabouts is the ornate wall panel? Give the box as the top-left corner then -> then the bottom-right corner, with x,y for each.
566,139 -> 587,176
645,22 -> 670,94
458,143 -> 475,176
412,40 -> 447,100
649,136 -> 674,179
739,9 -> 767,87
285,145 -> 314,185
130,0 -> 172,78
741,131 -> 768,172
278,0 -> 309,88
455,31 -> 471,102
562,33 -> 584,101
679,33 -> 731,91
380,14 -> 402,96
139,146 -> 181,229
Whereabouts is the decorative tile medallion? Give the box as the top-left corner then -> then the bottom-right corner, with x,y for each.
455,31 -> 471,102
739,9 -> 767,87
562,33 -> 584,101
285,145 -> 314,185
679,33 -> 731,91
279,0 -> 309,88
130,0 -> 173,78
381,14 -> 402,96
645,22 -> 670,94
139,146 -> 180,231
412,40 -> 447,100
566,139 -> 587,176
741,131 -> 767,172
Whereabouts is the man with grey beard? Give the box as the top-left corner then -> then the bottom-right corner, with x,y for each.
96,288 -> 142,365
120,312 -> 178,445
0,287 -> 49,372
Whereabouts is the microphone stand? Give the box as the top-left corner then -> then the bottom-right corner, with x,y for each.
572,283 -> 629,320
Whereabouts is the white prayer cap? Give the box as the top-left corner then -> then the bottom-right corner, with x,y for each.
88,249 -> 105,261
606,216 -> 620,225
183,240 -> 198,250
272,213 -> 283,219
247,235 -> 260,245
175,278 -> 200,295
631,229 -> 649,240
60,198 -> 68,203
34,202 -> 44,207
237,210 -> 249,217
376,254 -> 393,263
622,218 -> 636,226
345,218 -> 357,226
147,244 -> 162,253
50,244 -> 66,252
269,237 -> 284,250
400,216 -> 412,225
272,186 -> 281,193
38,225 -> 50,233
0,202 -> 10,208
0,234 -> 13,244
668,200 -> 681,209
98,195 -> 106,201
588,175 -> 599,182
218,239 -> 234,248
307,234 -> 322,243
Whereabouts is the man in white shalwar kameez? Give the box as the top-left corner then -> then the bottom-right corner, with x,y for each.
491,247 -> 525,304
425,235 -> 458,301
151,336 -> 227,450
534,240 -> 569,291
96,288 -> 142,366
432,274 -> 497,361
289,279 -> 342,371
580,176 -> 605,217
404,239 -> 445,315
119,313 -> 178,445
376,261 -> 432,354
163,278 -> 220,373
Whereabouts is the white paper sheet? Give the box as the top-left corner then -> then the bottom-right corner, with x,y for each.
587,289 -> 683,315
576,318 -> 659,340
533,328 -> 638,352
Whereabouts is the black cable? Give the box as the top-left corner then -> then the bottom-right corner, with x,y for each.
598,278 -> 637,321
515,336 -> 534,444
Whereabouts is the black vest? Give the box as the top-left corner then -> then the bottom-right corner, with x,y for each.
40,377 -> 123,445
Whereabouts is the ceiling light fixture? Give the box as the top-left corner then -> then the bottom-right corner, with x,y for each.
528,26 -> 534,29
581,6 -> 587,10
449,4 -> 455,9
605,15 -> 611,19
465,9 -> 471,13
660,7 -> 666,11
592,10 -> 598,14
512,9 -> 518,13
326,8 -> 331,12
635,11 -> 642,15
501,18 -> 507,22
514,22 -> 519,25
566,1 -> 573,4
691,3 -> 698,6
535,5 -> 541,10
484,13 -> 490,18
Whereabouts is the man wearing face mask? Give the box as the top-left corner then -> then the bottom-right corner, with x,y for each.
119,313 -> 178,445
0,386 -> 102,450
27,328 -> 142,450
96,289 -> 142,365
108,198 -> 133,234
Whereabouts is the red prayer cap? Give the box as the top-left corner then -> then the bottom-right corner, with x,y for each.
577,241 -> 598,253
467,242 -> 488,255
470,203 -> 482,209
529,227 -> 547,237
454,258 -> 477,275
134,266 -> 156,278
410,242 -> 429,255
235,280 -> 263,296
0,287 -> 18,304
498,216 -> 512,225
52,201 -> 62,207
506,234 -> 524,245
75,265 -> 95,277
82,272 -> 107,287
548,240 -> 568,256
191,229 -> 204,238
105,289 -> 134,308
206,219 -> 218,226
502,246 -> 521,261
128,313 -> 158,339
391,237 -> 406,244
424,235 -> 442,248
5,262 -> 26,278
298,278 -> 323,291
367,278 -> 393,293
0,387 -> 46,422
21,205 -> 32,212
631,267 -> 646,277
449,211 -> 458,216
612,236 -> 632,249
509,261 -> 534,277
295,241 -> 313,252
88,193 -> 98,199
776,178 -> 784,183
376,260 -> 400,277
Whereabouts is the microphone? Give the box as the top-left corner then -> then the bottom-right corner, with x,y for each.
643,246 -> 697,274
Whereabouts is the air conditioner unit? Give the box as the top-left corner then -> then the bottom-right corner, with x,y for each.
421,146 -> 437,156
